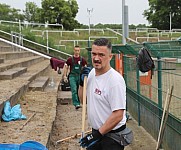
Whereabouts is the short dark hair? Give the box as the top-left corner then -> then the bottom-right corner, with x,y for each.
93,38 -> 112,52
74,45 -> 80,48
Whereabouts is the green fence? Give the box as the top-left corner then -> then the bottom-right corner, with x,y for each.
112,40 -> 181,150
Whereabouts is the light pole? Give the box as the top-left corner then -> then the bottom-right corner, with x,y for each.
87,8 -> 93,35
170,12 -> 172,32
122,0 -> 126,44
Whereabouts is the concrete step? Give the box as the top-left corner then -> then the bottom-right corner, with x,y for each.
0,46 -> 13,52
0,60 -> 51,118
57,90 -> 72,105
0,51 -> 35,60
0,41 -> 12,47
0,58 -> 4,64
29,76 -> 49,91
0,70 -> 60,146
0,67 -> 27,80
0,55 -> 44,72
19,59 -> 51,82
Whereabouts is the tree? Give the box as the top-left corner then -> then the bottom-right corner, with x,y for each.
143,0 -> 181,30
24,2 -> 41,23
41,0 -> 80,30
0,3 -> 24,21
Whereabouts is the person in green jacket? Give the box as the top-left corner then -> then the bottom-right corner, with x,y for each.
62,45 -> 87,110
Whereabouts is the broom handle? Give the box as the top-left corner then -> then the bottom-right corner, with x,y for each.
156,89 -> 169,150
156,86 -> 173,150
81,76 -> 87,150
56,130 -> 91,144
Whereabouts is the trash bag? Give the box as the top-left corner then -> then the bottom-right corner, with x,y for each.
2,101 -> 26,122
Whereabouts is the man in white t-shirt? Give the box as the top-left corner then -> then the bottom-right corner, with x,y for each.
78,38 -> 126,150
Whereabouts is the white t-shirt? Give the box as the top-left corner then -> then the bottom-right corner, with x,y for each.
87,68 -> 126,130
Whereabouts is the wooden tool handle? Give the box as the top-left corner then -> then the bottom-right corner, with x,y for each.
81,76 -> 87,150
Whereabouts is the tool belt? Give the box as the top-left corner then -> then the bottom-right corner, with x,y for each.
105,125 -> 133,146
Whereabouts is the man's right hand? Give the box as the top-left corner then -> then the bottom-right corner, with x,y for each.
80,67 -> 91,86
63,76 -> 68,83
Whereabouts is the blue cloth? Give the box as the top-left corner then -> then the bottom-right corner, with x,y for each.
19,140 -> 48,150
0,140 -> 48,150
2,101 -> 26,122
0,144 -> 20,150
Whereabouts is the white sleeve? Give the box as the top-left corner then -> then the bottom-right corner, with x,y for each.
108,78 -> 126,111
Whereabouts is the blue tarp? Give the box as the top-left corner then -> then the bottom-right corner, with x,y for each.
0,144 -> 19,150
2,101 -> 26,122
0,141 -> 48,150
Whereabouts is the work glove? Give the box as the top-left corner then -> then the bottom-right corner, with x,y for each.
79,67 -> 92,86
63,76 -> 68,83
79,129 -> 103,148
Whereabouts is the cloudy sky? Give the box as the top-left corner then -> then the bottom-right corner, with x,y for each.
0,0 -> 149,25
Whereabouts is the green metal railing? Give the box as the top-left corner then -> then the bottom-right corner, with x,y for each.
112,40 -> 181,150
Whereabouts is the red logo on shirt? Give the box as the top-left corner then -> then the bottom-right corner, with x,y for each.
95,88 -> 101,95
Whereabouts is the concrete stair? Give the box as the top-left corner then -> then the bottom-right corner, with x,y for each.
57,90 -> 72,105
0,51 -> 36,60
0,40 -> 60,120
0,45 -> 13,52
0,58 -> 4,64
0,55 -> 44,72
0,67 -> 27,80
29,76 -> 49,91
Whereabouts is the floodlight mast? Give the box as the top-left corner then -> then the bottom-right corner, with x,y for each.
87,8 -> 93,35
122,0 -> 126,44
170,12 -> 172,32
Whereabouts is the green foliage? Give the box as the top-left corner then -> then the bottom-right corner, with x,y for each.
143,0 -> 181,29
94,23 -> 122,29
41,0 -> 80,30
24,2 -> 41,23
23,29 -> 36,41
0,3 -> 24,21
93,23 -> 149,29
0,24 -> 19,33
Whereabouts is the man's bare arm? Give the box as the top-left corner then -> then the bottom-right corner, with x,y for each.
62,64 -> 68,77
99,109 -> 124,135
78,85 -> 83,104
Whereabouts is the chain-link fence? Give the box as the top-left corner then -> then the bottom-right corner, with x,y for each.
111,40 -> 181,150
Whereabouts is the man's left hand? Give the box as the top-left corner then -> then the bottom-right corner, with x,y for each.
79,66 -> 92,86
79,130 -> 103,148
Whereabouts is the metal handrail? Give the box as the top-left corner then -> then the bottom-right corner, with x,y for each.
0,30 -> 72,58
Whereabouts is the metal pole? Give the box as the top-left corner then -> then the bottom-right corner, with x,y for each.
122,0 -> 126,44
19,20 -> 22,49
46,30 -> 49,54
170,12 -> 172,32
89,16 -> 90,35
87,8 -> 93,35
19,20 -> 21,34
